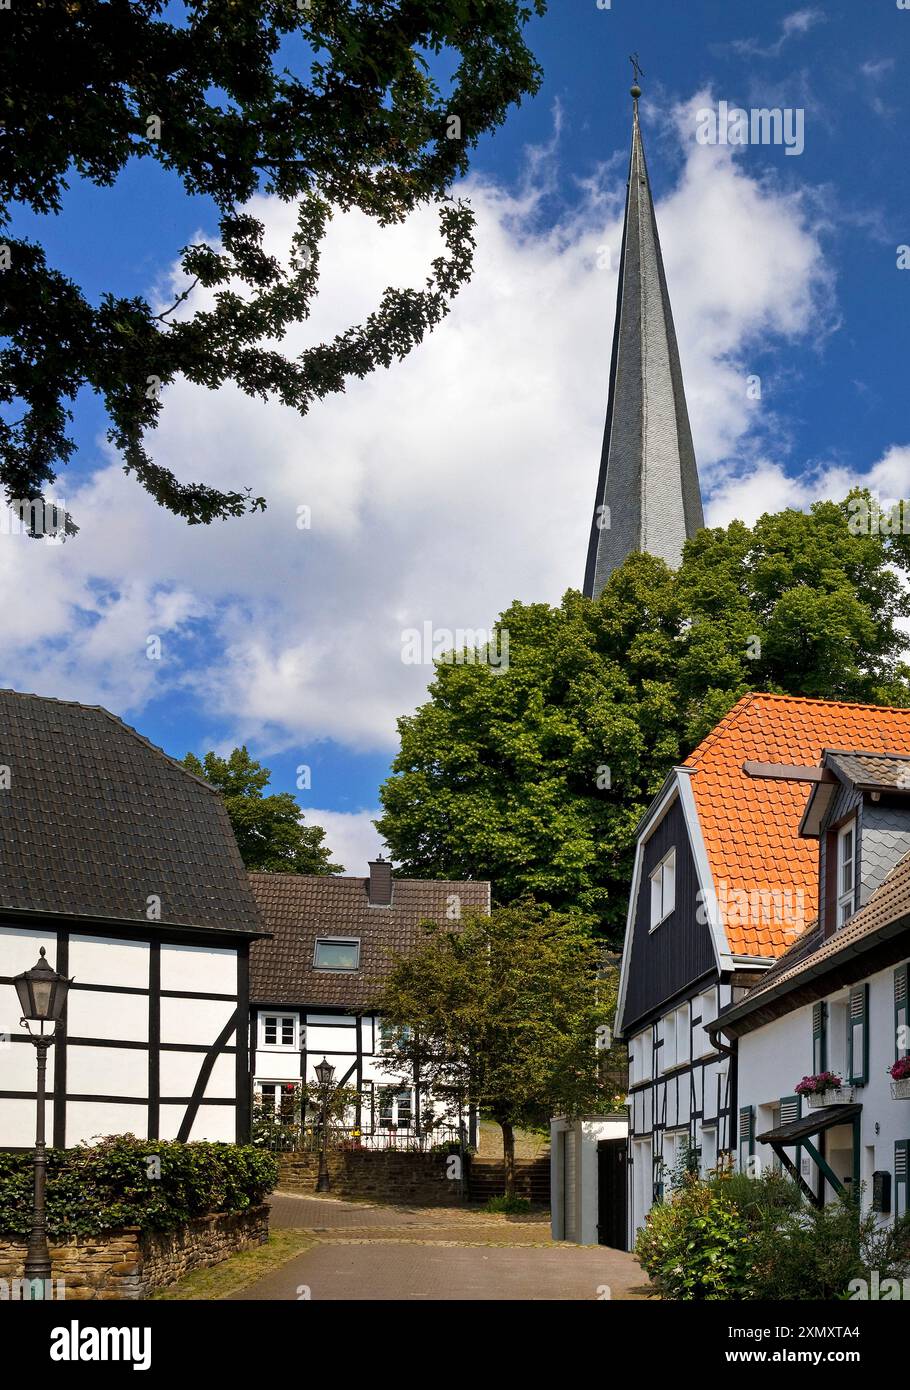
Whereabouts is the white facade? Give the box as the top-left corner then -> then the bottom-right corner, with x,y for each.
550,1114 -> 629,1247
735,955 -> 910,1221
0,923 -> 249,1149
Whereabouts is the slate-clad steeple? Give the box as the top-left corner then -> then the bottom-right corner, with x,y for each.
583,79 -> 704,600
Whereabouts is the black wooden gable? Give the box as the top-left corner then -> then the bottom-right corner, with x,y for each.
621,789 -> 717,1034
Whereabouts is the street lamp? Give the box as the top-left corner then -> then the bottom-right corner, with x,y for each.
14,947 -> 71,1289
314,1057 -> 336,1194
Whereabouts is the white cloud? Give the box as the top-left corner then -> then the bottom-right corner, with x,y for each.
726,6 -> 826,59
0,93 -> 888,758
305,807 -> 385,876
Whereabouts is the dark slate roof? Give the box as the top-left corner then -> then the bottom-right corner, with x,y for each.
825,750 -> 910,791
583,93 -> 704,599
0,689 -> 264,935
718,849 -> 910,1032
249,873 -> 491,1008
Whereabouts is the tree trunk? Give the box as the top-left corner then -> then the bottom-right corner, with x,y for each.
500,1119 -> 515,1198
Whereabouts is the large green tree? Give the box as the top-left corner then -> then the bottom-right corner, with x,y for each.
375,901 -> 620,1194
182,746 -> 343,874
376,496 -> 910,940
0,0 -> 545,530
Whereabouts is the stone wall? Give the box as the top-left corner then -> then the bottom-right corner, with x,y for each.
277,1151 -> 467,1204
0,1204 -> 269,1300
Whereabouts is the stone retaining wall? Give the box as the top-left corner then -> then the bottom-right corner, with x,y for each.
0,1204 -> 269,1300
277,1151 -> 467,1204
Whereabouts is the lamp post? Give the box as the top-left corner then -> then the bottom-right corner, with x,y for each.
314,1057 -> 336,1194
13,947 -> 71,1290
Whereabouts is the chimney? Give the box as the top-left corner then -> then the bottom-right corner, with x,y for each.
367,856 -> 393,907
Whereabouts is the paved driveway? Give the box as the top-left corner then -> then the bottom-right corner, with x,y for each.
226,1194 -> 650,1302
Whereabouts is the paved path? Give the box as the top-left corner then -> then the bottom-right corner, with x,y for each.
226,1193 -> 650,1302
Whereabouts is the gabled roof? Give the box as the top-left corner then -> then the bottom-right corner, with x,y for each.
683,694 -> 910,958
716,848 -> 910,1036
0,689 -> 263,935
249,873 -> 491,1009
824,750 -> 910,791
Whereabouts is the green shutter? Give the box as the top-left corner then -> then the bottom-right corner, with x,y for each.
779,1094 -> 802,1181
812,1000 -> 827,1073
847,983 -> 869,1085
895,965 -> 909,1062
738,1105 -> 754,1173
895,1140 -> 909,1223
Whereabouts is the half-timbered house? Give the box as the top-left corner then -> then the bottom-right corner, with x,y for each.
248,862 -> 490,1145
0,690 -> 267,1150
615,693 -> 910,1242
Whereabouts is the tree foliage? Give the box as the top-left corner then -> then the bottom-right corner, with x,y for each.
0,0 -> 545,529
376,496 -> 910,939
374,901 -> 621,1193
182,745 -> 343,874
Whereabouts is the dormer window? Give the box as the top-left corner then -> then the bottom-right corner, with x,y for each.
314,937 -> 360,971
649,849 -> 676,930
836,820 -> 856,927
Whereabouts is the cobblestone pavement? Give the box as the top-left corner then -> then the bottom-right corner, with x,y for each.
225,1193 -> 650,1301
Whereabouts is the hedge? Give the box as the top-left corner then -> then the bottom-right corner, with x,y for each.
0,1134 -> 278,1239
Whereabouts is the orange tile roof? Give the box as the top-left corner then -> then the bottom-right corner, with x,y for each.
683,694 -> 910,959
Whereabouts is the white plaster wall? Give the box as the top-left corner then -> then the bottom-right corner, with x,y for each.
68,935 -> 150,989
160,995 -> 235,1046
67,1044 -> 146,1098
65,1102 -> 149,1146
67,988 -> 149,1042
0,926 -> 59,975
738,957 -> 910,1216
159,943 -> 237,994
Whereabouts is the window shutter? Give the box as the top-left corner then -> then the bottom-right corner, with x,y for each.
812,1001 -> 827,1074
738,1105 -> 754,1173
895,965 -> 909,1061
779,1094 -> 800,1125
895,1140 -> 909,1222
847,984 -> 869,1085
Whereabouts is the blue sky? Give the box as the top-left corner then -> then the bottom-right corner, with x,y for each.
3,2 -> 909,872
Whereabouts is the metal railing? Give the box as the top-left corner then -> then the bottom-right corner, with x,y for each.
253,1114 -> 467,1154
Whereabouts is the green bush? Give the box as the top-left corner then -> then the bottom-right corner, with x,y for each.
635,1173 -> 752,1299
637,1168 -> 910,1301
0,1134 -> 278,1239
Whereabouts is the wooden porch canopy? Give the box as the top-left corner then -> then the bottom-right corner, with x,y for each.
756,1104 -> 861,1208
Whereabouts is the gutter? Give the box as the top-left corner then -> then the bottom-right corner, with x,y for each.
714,910 -> 910,1038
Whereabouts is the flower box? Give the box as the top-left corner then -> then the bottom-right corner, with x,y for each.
806,1086 -> 854,1109
891,1078 -> 910,1100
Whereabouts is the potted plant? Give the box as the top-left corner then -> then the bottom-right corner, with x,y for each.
889,1057 -> 910,1099
795,1071 -> 853,1108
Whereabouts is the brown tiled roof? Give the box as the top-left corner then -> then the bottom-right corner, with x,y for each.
249,873 -> 491,1008
718,850 -> 910,1028
0,689 -> 263,935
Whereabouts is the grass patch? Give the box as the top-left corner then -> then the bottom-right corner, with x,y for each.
152,1229 -> 316,1301
483,1194 -> 532,1215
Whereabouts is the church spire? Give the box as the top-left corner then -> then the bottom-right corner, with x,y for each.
583,68 -> 704,600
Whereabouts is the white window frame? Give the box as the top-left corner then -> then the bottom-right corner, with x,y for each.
255,1079 -> 301,1114
649,848 -> 677,930
676,1001 -> 691,1065
661,1010 -> 677,1072
836,820 -> 857,927
313,937 -> 361,972
259,1012 -> 298,1051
